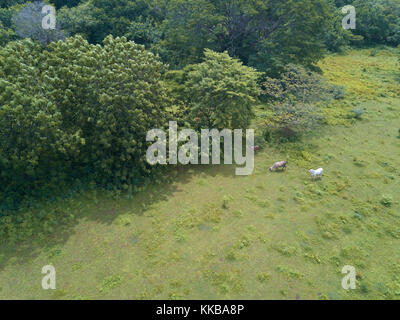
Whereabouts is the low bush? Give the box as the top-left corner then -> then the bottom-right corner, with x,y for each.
352,108 -> 366,120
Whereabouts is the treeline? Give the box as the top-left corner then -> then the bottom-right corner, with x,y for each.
0,34 -> 264,211
1,1 -> 400,72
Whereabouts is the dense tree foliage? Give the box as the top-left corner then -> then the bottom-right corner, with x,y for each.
0,3 -> 19,45
54,0 -> 342,74
0,0 -> 26,9
3,1 -> 400,64
324,1 -> 353,51
354,0 -> 400,46
59,0 -> 156,44
0,35 -> 171,207
156,0 -> 336,73
0,21 -> 14,46
174,49 -> 261,131
49,0 -> 82,9
334,0 -> 400,46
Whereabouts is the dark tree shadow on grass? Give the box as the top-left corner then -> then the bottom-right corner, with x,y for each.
0,162 -> 240,271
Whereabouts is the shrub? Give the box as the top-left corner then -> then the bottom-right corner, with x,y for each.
352,108 -> 365,120
350,0 -> 400,46
267,102 -> 323,140
261,64 -> 330,140
256,273 -> 271,282
263,64 -> 333,104
330,85 -> 346,100
380,195 -> 393,207
222,195 -> 233,209
369,49 -> 378,57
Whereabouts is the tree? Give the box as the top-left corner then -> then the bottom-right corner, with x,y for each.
0,4 -> 20,46
58,0 -> 105,43
183,49 -> 261,131
336,0 -> 400,46
0,5 -> 16,28
0,35 -> 171,205
159,0 -> 334,74
247,0 -> 333,75
155,0 -> 222,68
0,21 -> 15,46
124,15 -> 162,47
324,0 -> 352,52
268,102 -> 323,140
59,0 -> 155,44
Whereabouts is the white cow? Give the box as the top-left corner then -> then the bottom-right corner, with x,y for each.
309,168 -> 323,180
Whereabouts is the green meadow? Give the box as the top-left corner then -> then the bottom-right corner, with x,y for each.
0,48 -> 399,300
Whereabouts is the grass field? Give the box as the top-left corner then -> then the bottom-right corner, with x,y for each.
0,48 -> 399,300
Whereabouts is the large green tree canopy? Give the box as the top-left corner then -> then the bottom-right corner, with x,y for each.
57,0 -> 337,74
0,35 -> 171,206
183,49 -> 261,131
156,0 -> 335,73
4,0 -> 399,71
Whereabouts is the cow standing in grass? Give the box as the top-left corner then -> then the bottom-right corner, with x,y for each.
269,161 -> 287,172
309,168 -> 323,180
